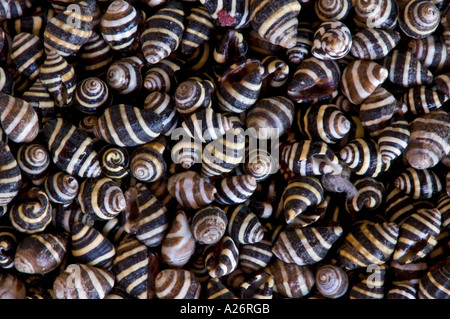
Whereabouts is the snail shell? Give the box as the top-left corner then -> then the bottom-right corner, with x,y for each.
22,79 -> 56,118
239,235 -> 273,273
14,232 -> 68,275
16,143 -> 50,185
155,269 -> 201,299
351,28 -> 401,60
143,91 -> 178,137
311,21 -> 352,60
249,29 -> 283,58
339,138 -> 386,177
161,210 -> 196,268
387,282 -> 417,299
74,77 -> 112,114
394,167 -> 442,200
130,138 -> 166,183
399,0 -> 440,39
141,1 -> 185,65
186,247 -> 210,284
338,222 -> 399,270
349,264 -> 388,299
437,192 -> 450,230
378,119 -> 410,164
345,177 -> 385,214
243,148 -> 276,182
408,35 -> 450,73
206,277 -> 237,299
44,171 -> 79,205
98,144 -> 129,180
353,0 -> 399,30
204,235 -> 239,278
200,0 -> 250,29
0,273 -> 26,299
0,226 -> 17,269
0,67 -> 13,95
10,32 -> 45,80
112,238 -> 159,299
143,58 -> 183,93
2,8 -> 47,36
52,204 -> 95,233
418,263 -> 450,299
174,78 -> 214,116
260,56 -> 290,89
191,205 -> 228,245
101,217 -> 132,245
286,22 -> 313,65
214,175 -> 257,205
246,199 -> 273,219
181,5 -> 214,55
170,139 -> 203,169
435,72 -> 450,97
401,86 -> 448,115
78,31 -> 114,77
106,56 -> 143,96
53,263 -> 115,299
315,0 -> 352,21
239,272 -> 274,299
226,204 -> 264,245
314,264 -> 348,299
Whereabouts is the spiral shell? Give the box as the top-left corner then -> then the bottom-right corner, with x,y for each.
315,0 -> 352,21
378,118 -> 410,164
206,277 -> 237,299
401,86 -> 448,115
214,175 -> 257,205
143,91 -> 178,137
353,0 -> 399,30
53,263 -> 115,299
213,28 -> 249,73
399,0 -> 439,39
437,192 -> 450,230
240,272 -> 275,299
106,56 -> 143,96
395,167 -> 442,200
94,104 -> 162,147
200,0 -> 250,29
182,5 -> 214,55
16,143 -> 50,185
44,171 -> 79,206
52,204 -> 95,233
351,28 -> 401,60
98,145 -> 129,180
22,79 -> 56,118
260,56 -> 289,89
311,21 -> 352,60
191,206 -> 228,245
0,93 -> 39,143
339,138 -> 386,177
345,177 -> 385,214
43,0 -> 95,56
205,235 -> 239,277
314,264 -> 348,299
387,282 -> 417,299
286,22 -> 313,65
2,10 -> 48,37
0,273 -> 26,299
78,31 -> 114,77
74,77 -> 111,114
10,32 -> 45,80
155,269 -> 201,299
349,264 -> 388,299
287,56 -> 341,104
0,141 -> 21,207
243,148 -> 276,182
14,232 -> 68,275
130,138 -> 166,183
143,58 -> 183,93
239,237 -> 273,274
226,204 -> 264,245
0,226 -> 16,271
418,263 -> 450,299
174,78 -> 214,116
100,0 -> 139,52
101,217 -> 131,245
408,35 -> 450,73
10,187 -> 52,234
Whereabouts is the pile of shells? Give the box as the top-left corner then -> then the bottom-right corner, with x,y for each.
0,0 -> 449,300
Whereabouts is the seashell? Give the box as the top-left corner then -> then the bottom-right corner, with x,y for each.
186,247 -> 210,284
398,0 -> 440,39
351,28 -> 401,60
200,0 -> 250,29
345,177 -> 385,214
401,86 -> 448,115
339,138 -> 386,177
143,58 -> 184,93
22,79 -> 56,119
282,176 -> 324,224
130,138 -> 166,183
53,263 -> 115,299
337,222 -> 399,270
246,96 -> 295,139
77,115 -> 99,142
214,175 -> 257,205
240,272 -> 274,299
10,32 -> 45,80
204,235 -> 239,277
239,237 -> 273,274
161,210 -> 196,268
378,118 -> 410,164
249,0 -> 300,48
143,91 -> 178,137
243,148 -> 276,182
78,176 -> 126,221
155,269 -> 201,299
167,171 -> 217,210
171,139 -> 203,169
315,0 -> 352,22
106,56 -> 144,96
225,267 -> 247,291
260,56 -> 289,89
52,204 -> 95,233
14,232 -> 68,275
311,21 -> 352,60
340,60 -> 388,105
0,141 -> 22,206
140,1 -> 185,65
112,238 -> 159,299
16,143 -> 50,186
78,32 -> 114,77
394,167 -> 442,199
74,77 -> 111,114
437,192 -> 450,230
382,50 -> 433,87
226,204 -> 264,245
249,29 -> 283,58
43,0 -> 96,56
297,104 -> 351,144
314,264 -> 348,299
2,10 -> 48,37
206,277 -> 237,299
387,282 -> 417,299
44,171 -> 79,206
408,35 -> 450,73
201,128 -> 245,178
191,205 -> 228,245
263,259 -> 315,298
418,263 -> 450,299
281,140 -> 343,177
42,117 -> 101,178
405,110 -> 450,170
71,223 -> 116,269
0,273 -> 26,299
435,72 -> 450,98
183,42 -> 211,72
393,208 -> 441,264
0,226 -> 17,269
98,144 -> 129,180
100,0 -> 139,52
287,56 -> 341,104
390,258 -> 429,285
273,225 -> 343,266
384,187 -> 416,224
93,104 -> 162,147
10,187 -> 52,234
0,93 -> 39,143
349,264 -> 388,299
353,0 -> 399,30
181,5 -> 214,55
216,58 -> 265,113
39,50 -> 77,107
101,217 -> 131,245
174,78 -> 214,116
213,29 -> 249,73
286,22 -> 313,65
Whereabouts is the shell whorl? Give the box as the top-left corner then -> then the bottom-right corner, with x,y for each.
399,0 -> 440,39
44,171 -> 79,205
315,0 -> 352,22
311,21 -> 352,60
16,143 -> 50,185
315,264 -> 349,299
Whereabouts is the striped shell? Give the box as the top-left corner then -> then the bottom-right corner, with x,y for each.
435,72 -> 450,97
42,117 -> 101,178
10,32 -> 45,80
337,222 -> 399,270
140,1 -> 185,65
399,0 -> 440,39
287,56 -> 341,104
406,110 -> 450,169
246,96 -> 295,139
387,282 -> 417,299
143,91 -> 178,137
437,192 -> 450,230
239,238 -> 273,274
345,177 -> 385,214
101,217 -> 131,245
418,264 -> 450,299
155,269 -> 201,299
200,0 -> 250,29
161,210 -> 196,268
214,175 -> 257,205
53,263 -> 115,299
181,5 -> 214,55
93,104 -> 162,147
243,148 -> 276,182
0,226 -> 17,269
260,56 -> 289,89
226,204 -> 264,245
106,56 -> 143,96
311,21 -> 352,60
174,78 -> 214,116
378,118 -> 410,163
394,167 -> 442,199
204,235 -> 239,277
213,28 -> 248,73
408,35 -> 450,73
130,138 -> 166,183
10,187 -> 52,234
315,0 -> 352,21
78,32 -> 114,77
14,232 -> 68,275
191,206 -> 228,245
286,22 -> 313,65
239,272 -> 274,299
315,264 -> 348,299
349,264 -> 388,299
22,79 -> 55,118
351,28 -> 401,60
170,139 -> 202,169
143,58 -> 183,93
401,86 -> 448,115
353,0 -> 399,30
272,225 -> 343,265
98,145 -> 129,180
52,205 -> 95,233
206,277 -> 237,299
44,171 -> 79,205
16,143 -> 50,185
339,138 -> 386,177
74,77 -> 111,114
71,223 -> 116,269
